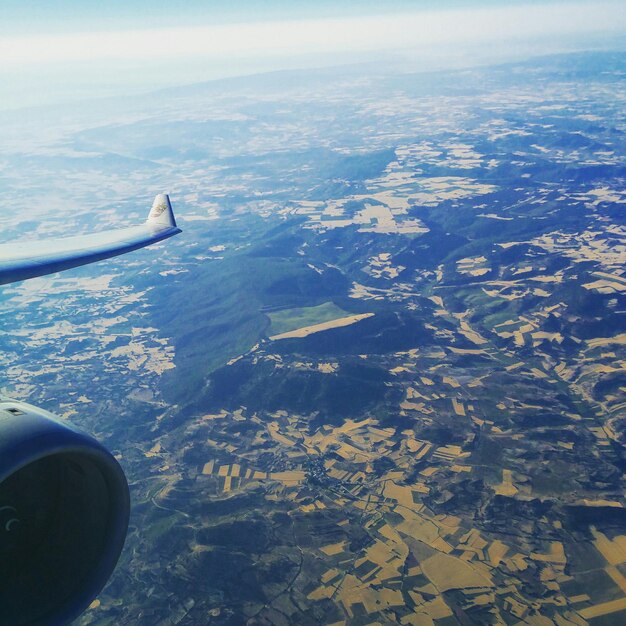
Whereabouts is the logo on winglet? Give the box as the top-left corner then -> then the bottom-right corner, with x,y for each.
147,194 -> 176,228
150,203 -> 167,217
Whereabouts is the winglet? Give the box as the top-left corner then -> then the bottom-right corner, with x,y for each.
147,194 -> 177,228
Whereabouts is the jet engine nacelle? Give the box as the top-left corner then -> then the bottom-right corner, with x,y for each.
0,395 -> 129,626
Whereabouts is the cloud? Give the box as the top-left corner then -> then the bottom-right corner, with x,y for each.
1,2 -> 624,69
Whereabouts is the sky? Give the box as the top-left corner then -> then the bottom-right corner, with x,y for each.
2,1 -> 605,34
1,1 -> 625,110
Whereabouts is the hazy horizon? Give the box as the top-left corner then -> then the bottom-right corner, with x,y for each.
1,1 -> 625,111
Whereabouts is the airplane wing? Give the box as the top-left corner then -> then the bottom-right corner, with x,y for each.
0,194 -> 181,286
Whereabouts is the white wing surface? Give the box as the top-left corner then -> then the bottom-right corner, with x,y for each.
0,194 -> 181,286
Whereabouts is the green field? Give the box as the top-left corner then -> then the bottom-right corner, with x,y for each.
268,302 -> 349,335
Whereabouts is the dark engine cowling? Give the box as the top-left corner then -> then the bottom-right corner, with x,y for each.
0,395 -> 130,626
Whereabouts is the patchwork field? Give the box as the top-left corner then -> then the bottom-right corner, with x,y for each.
1,51 -> 625,626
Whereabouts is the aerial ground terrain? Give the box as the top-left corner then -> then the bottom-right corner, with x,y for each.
0,51 -> 625,625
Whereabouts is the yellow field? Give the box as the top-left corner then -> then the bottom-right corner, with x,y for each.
458,321 -> 488,345
592,528 -> 626,565
320,542 -> 347,556
587,333 -> 626,348
318,362 -> 338,373
583,279 -> 626,293
452,398 -> 466,416
448,347 -> 485,355
530,542 -> 566,565
270,313 -> 374,340
269,470 -> 306,485
395,512 -> 441,544
420,552 -> 493,591
494,469 -> 518,497
267,421 -> 297,447
606,566 -> 626,594
487,540 -> 509,565
145,442 -> 161,458
578,597 -> 626,619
